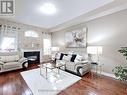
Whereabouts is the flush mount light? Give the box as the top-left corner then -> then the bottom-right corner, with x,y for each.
39,3 -> 56,14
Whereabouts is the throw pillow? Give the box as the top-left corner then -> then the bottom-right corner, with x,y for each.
63,55 -> 72,62
75,54 -> 83,62
70,54 -> 77,62
55,53 -> 61,60
59,53 -> 68,60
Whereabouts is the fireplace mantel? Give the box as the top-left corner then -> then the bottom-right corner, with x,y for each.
22,49 -> 42,52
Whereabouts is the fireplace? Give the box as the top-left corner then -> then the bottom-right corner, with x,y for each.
24,51 -> 40,64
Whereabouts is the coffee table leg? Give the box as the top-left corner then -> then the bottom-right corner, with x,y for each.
40,66 -> 42,75
46,67 -> 47,79
58,67 -> 60,74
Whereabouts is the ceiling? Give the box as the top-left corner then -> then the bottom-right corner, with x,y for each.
1,0 -> 127,31
2,0 -> 113,28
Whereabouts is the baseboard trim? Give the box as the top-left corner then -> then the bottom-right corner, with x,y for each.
101,72 -> 116,79
92,70 -> 116,79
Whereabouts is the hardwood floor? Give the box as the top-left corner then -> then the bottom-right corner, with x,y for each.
0,64 -> 127,95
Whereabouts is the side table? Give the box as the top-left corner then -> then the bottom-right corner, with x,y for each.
0,64 -> 3,72
91,62 -> 104,75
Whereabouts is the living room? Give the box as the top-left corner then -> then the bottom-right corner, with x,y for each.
0,0 -> 127,95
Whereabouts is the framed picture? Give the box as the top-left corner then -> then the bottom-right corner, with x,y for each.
65,27 -> 87,48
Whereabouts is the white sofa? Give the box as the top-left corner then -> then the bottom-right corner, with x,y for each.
0,52 -> 28,73
56,60 -> 91,76
55,53 -> 91,76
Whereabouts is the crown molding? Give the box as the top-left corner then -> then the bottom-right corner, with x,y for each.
50,0 -> 127,32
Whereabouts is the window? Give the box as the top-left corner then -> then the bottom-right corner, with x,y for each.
0,25 -> 18,52
0,37 -> 16,51
25,30 -> 39,37
43,39 -> 51,55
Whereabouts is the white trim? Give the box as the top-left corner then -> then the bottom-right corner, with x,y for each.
92,70 -> 116,79
50,3 -> 127,32
22,49 -> 41,52
101,71 -> 116,79
84,3 -> 127,24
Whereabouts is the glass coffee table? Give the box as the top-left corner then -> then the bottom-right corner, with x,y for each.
39,62 -> 66,79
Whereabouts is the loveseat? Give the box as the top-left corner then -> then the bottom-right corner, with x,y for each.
55,52 -> 91,76
0,52 -> 28,73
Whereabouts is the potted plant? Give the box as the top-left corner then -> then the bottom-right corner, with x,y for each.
112,47 -> 127,81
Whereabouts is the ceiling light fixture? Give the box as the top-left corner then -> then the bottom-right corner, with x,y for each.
39,3 -> 56,15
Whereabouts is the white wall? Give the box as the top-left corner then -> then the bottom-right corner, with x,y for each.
52,9 -> 127,74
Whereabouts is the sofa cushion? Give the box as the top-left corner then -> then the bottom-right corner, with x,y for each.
0,56 -> 7,62
66,61 -> 76,71
3,62 -> 20,69
0,55 -> 19,62
7,55 -> 19,62
56,60 -> 66,64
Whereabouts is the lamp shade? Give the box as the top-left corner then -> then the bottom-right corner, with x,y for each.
87,46 -> 103,54
51,47 -> 59,52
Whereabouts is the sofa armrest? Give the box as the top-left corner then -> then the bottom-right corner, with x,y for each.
19,57 -> 28,68
75,60 -> 89,65
75,62 -> 90,67
18,57 -> 28,63
75,62 -> 91,76
74,61 -> 91,71
0,60 -> 4,65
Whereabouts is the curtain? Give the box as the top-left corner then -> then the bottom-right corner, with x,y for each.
42,32 -> 51,55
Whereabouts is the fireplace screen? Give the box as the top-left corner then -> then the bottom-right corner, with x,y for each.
27,56 -> 37,61
24,51 -> 40,64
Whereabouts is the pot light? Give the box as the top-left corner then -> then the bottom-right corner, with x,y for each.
40,3 -> 56,14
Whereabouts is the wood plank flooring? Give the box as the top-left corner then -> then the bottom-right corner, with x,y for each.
0,63 -> 127,95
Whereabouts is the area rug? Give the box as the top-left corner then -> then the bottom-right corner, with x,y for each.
21,68 -> 81,95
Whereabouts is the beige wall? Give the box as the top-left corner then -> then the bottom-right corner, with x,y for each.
52,9 -> 127,74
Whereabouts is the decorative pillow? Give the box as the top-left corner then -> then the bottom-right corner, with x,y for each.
62,55 -> 72,62
70,54 -> 77,62
55,53 -> 61,60
59,53 -> 68,60
75,54 -> 83,62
